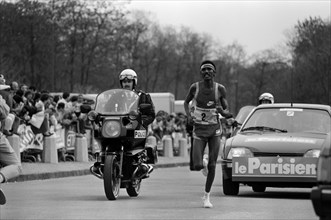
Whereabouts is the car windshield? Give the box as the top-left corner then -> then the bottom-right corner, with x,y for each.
94,89 -> 139,115
241,108 -> 331,134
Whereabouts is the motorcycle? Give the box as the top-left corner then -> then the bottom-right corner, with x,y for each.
86,89 -> 157,200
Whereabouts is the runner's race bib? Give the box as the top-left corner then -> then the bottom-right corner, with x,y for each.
193,106 -> 218,125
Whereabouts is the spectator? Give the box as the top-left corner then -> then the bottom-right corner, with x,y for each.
20,84 -> 28,95
57,92 -> 70,109
67,95 -> 78,112
164,113 -> 176,136
29,93 -> 53,137
53,95 -> 60,105
77,94 -> 84,106
0,75 -> 13,111
23,90 -> 36,117
33,92 -> 41,106
10,81 -> 19,95
55,102 -> 66,126
0,95 -> 22,205
12,90 -> 25,115
0,75 -> 16,136
152,115 -> 164,143
65,95 -> 86,134
29,86 -> 37,94
45,95 -> 58,130
13,90 -> 24,106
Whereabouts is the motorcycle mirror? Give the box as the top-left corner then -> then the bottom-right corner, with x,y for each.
128,110 -> 140,120
87,110 -> 98,121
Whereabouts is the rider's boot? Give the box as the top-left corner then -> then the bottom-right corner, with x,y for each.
90,162 -> 102,179
136,163 -> 153,179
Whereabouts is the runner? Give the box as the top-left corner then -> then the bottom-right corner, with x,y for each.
184,60 -> 232,208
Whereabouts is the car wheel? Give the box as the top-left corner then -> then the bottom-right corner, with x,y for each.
222,176 -> 239,195
252,185 -> 266,192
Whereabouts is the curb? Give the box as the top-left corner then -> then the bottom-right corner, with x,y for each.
9,162 -> 190,183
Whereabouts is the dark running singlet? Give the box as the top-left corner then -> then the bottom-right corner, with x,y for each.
191,81 -> 222,138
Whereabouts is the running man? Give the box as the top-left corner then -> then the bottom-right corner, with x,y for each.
184,60 -> 232,208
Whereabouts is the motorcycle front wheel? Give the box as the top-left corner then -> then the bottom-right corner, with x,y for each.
126,179 -> 141,197
103,155 -> 121,200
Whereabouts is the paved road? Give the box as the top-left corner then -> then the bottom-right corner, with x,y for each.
0,166 -> 318,220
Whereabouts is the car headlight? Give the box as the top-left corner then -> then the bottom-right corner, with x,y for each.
227,148 -> 253,159
102,121 -> 121,138
316,156 -> 331,182
304,149 -> 320,158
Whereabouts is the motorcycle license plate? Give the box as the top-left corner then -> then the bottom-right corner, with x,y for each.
134,130 -> 146,138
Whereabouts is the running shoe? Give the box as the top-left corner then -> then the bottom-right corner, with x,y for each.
202,196 -> 213,208
0,188 -> 6,205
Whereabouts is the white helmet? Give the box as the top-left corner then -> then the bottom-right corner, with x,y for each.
119,69 -> 137,88
259,92 -> 274,104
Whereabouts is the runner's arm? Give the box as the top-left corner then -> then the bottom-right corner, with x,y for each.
184,84 -> 196,123
217,84 -> 232,118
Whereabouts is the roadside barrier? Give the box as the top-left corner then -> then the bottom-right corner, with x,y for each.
146,135 -> 157,146
7,134 -> 21,162
163,135 -> 173,158
178,138 -> 188,157
74,135 -> 88,162
7,123 -> 189,163
6,122 -> 98,163
42,136 -> 58,163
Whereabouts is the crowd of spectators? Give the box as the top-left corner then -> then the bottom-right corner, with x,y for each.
0,75 -> 89,141
149,110 -> 188,151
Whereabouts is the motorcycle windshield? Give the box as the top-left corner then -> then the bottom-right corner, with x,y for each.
94,89 -> 139,114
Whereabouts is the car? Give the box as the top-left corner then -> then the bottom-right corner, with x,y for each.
311,133 -> 331,219
221,103 -> 331,196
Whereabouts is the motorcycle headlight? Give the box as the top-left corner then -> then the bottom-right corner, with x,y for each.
102,121 -> 121,138
87,110 -> 98,121
227,148 -> 253,159
304,149 -> 320,158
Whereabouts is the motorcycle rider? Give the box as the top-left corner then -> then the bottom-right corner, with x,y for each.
91,69 -> 155,179
119,69 -> 155,178
258,92 -> 274,104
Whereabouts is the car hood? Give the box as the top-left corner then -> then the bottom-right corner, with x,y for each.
228,132 -> 326,154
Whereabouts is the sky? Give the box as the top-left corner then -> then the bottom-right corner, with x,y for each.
126,0 -> 331,56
